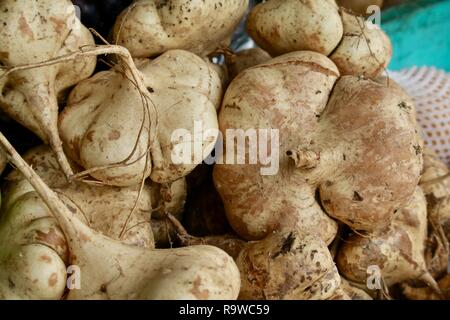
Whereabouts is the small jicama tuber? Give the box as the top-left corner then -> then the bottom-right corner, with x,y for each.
0,133 -> 241,300
336,187 -> 440,292
0,0 -> 96,177
247,0 -> 392,77
112,0 -> 249,58
237,231 -> 341,300
59,49 -> 222,187
214,51 -> 422,244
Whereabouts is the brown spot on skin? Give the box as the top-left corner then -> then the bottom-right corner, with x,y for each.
19,15 -> 34,40
190,276 -> 210,299
108,130 -> 121,141
40,255 -> 52,263
48,273 -> 58,287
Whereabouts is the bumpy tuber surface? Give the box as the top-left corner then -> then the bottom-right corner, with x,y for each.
237,231 -> 341,300
113,0 -> 249,58
336,187 -> 440,292
0,0 -> 96,177
247,0 -> 392,77
214,51 -> 422,243
0,133 -> 241,300
59,50 -> 222,186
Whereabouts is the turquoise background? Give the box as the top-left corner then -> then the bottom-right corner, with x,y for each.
382,0 -> 450,71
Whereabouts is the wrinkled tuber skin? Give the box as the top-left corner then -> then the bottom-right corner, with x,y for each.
237,231 -> 341,300
214,51 -> 422,243
225,48 -> 272,80
247,1 -> 392,77
329,9 -> 392,77
112,0 -> 249,58
0,146 -> 154,299
337,187 -> 438,289
59,50 -> 221,187
0,0 -> 96,177
149,178 -> 187,247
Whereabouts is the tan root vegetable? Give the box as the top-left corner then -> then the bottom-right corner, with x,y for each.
214,51 -> 422,243
402,275 -> 450,300
0,133 -> 241,300
0,0 -> 96,177
113,0 -> 249,58
59,50 -> 222,187
237,231 -> 341,300
336,187 -> 440,292
0,146 -> 155,299
224,48 -> 272,80
337,0 -> 384,16
247,0 -> 392,77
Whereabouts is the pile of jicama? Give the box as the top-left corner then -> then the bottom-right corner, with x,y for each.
0,0 -> 448,300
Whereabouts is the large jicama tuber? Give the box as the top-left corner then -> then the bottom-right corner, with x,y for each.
59,50 -> 222,187
0,0 -> 96,177
237,231 -> 341,300
0,134 -> 241,300
214,51 -> 422,244
112,0 -> 249,58
336,187 -> 440,292
247,0 -> 392,77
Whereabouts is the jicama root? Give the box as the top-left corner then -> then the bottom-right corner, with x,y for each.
0,0 -> 97,177
112,0 -> 249,58
59,49 -> 222,187
247,0 -> 392,77
336,187 -> 441,293
237,231 -> 341,300
0,133 -> 241,300
214,51 -> 422,244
